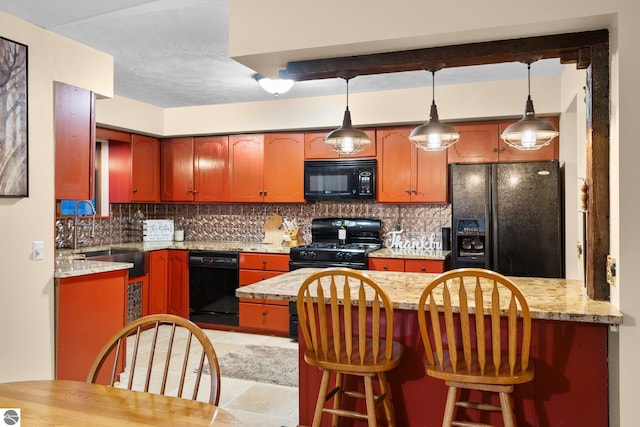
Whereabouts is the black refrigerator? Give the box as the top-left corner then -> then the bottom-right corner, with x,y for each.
450,161 -> 564,278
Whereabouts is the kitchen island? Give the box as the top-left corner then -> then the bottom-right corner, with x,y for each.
237,268 -> 622,426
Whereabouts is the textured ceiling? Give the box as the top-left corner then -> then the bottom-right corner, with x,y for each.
0,0 -> 564,108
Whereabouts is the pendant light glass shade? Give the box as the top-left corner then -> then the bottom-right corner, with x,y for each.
501,62 -> 559,150
409,68 -> 459,151
324,77 -> 371,154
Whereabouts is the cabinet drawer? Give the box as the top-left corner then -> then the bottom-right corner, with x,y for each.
239,301 -> 290,333
368,258 -> 404,272
239,253 -> 290,271
404,259 -> 445,274
239,269 -> 284,286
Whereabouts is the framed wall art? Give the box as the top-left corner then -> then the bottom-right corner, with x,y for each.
0,35 -> 28,197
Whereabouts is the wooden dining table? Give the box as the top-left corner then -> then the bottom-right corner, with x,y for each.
0,380 -> 242,426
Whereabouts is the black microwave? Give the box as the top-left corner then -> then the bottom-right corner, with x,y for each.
304,159 -> 376,201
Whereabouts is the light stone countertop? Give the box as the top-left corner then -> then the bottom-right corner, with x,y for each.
55,241 -> 291,278
236,268 -> 623,325
54,258 -> 134,278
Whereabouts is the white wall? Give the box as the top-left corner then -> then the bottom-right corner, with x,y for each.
0,11 -> 113,381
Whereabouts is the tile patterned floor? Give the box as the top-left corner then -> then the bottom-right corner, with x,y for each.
204,329 -> 300,427
119,327 -> 300,427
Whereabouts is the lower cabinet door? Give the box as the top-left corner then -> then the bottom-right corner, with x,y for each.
239,299 -> 289,333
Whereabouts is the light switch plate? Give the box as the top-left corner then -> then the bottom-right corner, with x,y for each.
606,255 -> 616,286
33,240 -> 44,260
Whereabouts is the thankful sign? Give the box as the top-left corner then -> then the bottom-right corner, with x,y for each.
386,229 -> 442,251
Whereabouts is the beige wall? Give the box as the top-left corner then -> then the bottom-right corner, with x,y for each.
0,11 -> 113,381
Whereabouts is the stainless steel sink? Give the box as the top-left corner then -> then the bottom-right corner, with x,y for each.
83,249 -> 148,278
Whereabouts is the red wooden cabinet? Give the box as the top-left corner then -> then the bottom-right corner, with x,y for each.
166,250 -> 189,318
229,133 -> 304,203
239,253 -> 290,334
106,131 -> 160,203
148,250 -> 169,314
368,257 -> 447,273
148,250 -> 189,318
55,270 -> 127,383
497,117 -> 560,162
263,133 -> 305,203
193,136 -> 229,202
448,119 -> 559,164
161,137 -> 194,201
304,129 -> 376,159
376,126 -> 448,203
131,134 -> 160,202
55,82 -> 95,200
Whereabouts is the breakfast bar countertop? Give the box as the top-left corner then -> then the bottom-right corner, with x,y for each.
236,267 -> 623,325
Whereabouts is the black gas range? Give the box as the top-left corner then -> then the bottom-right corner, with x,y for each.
289,218 -> 382,270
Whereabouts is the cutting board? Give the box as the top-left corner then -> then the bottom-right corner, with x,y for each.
263,213 -> 283,245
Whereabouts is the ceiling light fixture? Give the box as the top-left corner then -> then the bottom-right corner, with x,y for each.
500,57 -> 559,150
324,72 -> 372,154
254,73 -> 295,96
409,63 -> 460,151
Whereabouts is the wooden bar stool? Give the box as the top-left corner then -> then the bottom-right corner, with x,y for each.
297,268 -> 403,427
417,268 -> 534,427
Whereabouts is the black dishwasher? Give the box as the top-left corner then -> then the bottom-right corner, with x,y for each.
188,251 -> 239,326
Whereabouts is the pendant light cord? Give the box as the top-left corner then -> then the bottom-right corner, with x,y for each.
431,70 -> 436,103
527,62 -> 532,98
345,78 -> 350,110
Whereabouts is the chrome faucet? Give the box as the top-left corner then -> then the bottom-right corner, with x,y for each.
73,200 -> 96,250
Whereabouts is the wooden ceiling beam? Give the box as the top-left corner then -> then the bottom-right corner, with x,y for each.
281,29 -> 609,80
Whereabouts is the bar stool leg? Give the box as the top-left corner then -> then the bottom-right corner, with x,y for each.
442,385 -> 457,426
500,391 -> 516,427
331,373 -> 344,427
364,375 -> 377,427
378,372 -> 395,426
313,371 -> 331,427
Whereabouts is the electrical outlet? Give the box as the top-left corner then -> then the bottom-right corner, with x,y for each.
606,255 -> 616,286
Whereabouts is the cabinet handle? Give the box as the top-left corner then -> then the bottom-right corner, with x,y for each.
411,188 -> 416,193
132,188 -> 138,193
262,311 -> 267,316
187,189 -> 193,193
500,147 -> 506,152
192,189 -> 198,194
263,190 -> 267,195
493,148 -> 498,152
404,188 -> 410,193
421,266 -> 426,272
383,265 -> 388,270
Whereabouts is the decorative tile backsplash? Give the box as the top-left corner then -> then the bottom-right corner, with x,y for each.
55,201 -> 451,249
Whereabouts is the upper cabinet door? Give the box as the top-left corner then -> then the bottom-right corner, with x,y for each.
228,134 -> 264,202
131,134 -> 160,202
194,136 -> 229,202
160,137 -> 194,201
413,147 -> 448,203
376,127 -> 413,203
263,133 -> 304,202
497,117 -> 560,162
447,123 -> 500,164
55,82 -> 95,200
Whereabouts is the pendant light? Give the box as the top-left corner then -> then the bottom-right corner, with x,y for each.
409,64 -> 459,151
324,72 -> 372,154
500,59 -> 559,150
